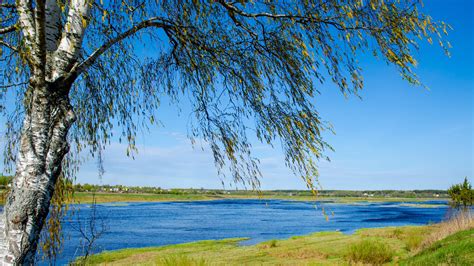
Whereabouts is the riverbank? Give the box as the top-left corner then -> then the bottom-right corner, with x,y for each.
83,212 -> 473,265
72,192 -> 447,204
0,189 -> 448,206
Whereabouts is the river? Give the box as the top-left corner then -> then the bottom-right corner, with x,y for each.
4,199 -> 449,265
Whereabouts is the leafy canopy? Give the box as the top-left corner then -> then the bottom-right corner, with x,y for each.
0,0 -> 450,189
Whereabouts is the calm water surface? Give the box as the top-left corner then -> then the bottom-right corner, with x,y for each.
32,199 -> 448,264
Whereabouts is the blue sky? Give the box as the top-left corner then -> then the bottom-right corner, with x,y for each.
1,0 -> 473,190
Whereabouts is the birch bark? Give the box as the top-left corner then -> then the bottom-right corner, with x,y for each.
2,82 -> 75,265
1,0 -> 88,264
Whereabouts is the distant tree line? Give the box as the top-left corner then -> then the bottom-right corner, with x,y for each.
0,174 -> 452,199
72,183 -> 448,198
74,183 -> 227,196
0,175 -> 450,199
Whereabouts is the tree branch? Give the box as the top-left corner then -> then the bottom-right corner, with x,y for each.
218,0 -> 308,20
0,81 -> 28,89
217,0 -> 371,31
0,39 -> 19,52
0,3 -> 16,9
68,17 -> 176,78
0,24 -> 17,35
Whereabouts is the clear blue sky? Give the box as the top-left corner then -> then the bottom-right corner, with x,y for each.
1,0 -> 473,190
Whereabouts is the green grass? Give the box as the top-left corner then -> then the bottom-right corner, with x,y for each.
346,238 -> 395,265
84,238 -> 247,265
85,226 -> 428,265
404,234 -> 424,251
84,223 -> 473,265
401,229 -> 474,265
69,192 -> 445,205
159,255 -> 208,266
0,189 -> 447,206
71,192 -> 217,204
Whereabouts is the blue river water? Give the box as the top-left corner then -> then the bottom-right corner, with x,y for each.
9,199 -> 451,265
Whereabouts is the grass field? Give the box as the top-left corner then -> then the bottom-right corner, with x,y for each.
402,229 -> 474,265
84,212 -> 473,265
1,188 -> 448,206
71,192 -> 445,205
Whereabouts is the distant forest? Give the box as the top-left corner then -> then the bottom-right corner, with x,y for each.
0,174 -> 448,198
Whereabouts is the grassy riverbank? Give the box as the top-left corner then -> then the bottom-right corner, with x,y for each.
83,212 -> 473,265
1,185 -> 448,205
0,191 -> 447,206
71,191 -> 446,204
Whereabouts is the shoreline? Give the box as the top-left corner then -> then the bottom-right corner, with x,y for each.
0,189 -> 449,206
0,190 -> 450,212
82,217 -> 473,265
69,192 -> 449,205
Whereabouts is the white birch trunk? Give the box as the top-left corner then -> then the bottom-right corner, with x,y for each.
53,0 -> 90,79
0,1 -> 85,262
0,0 -> 90,264
1,82 -> 76,265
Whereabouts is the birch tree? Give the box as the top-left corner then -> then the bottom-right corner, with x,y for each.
0,0 -> 449,264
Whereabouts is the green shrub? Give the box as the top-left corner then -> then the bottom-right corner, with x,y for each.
160,255 -> 208,266
391,228 -> 403,239
269,239 -> 278,248
346,238 -> 395,265
259,239 -> 278,249
405,234 -> 423,251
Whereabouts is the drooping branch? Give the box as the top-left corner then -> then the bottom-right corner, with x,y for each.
0,39 -> 18,52
0,3 -> 16,9
217,0 -> 371,32
0,24 -> 17,35
217,0 -> 315,20
0,81 -> 28,89
69,17 -> 176,78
